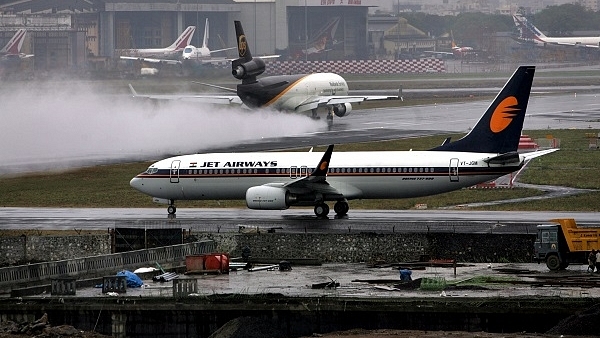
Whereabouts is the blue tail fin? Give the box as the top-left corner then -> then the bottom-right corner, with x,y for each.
432,66 -> 535,154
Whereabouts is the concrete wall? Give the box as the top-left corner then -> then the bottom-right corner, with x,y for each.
0,235 -> 110,266
0,232 -> 536,267
197,232 -> 536,264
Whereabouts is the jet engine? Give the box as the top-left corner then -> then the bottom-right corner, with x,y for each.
333,103 -> 352,117
232,57 -> 265,80
245,186 -> 297,210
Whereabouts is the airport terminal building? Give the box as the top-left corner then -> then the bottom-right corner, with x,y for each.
0,0 -> 385,73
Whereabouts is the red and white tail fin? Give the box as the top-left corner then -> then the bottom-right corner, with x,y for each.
168,26 -> 196,51
1,29 -> 27,55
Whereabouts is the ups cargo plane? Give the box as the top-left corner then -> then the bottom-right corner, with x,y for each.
130,66 -> 558,217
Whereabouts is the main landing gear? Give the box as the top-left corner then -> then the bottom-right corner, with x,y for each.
313,200 -> 349,218
167,200 -> 176,215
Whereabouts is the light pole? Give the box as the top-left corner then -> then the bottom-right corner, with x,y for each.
305,0 -> 308,62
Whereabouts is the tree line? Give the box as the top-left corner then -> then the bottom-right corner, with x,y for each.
396,3 -> 600,48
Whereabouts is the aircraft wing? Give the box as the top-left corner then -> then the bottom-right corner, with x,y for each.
120,56 -> 182,65
552,42 -> 600,49
128,84 -> 243,105
295,94 -> 399,112
209,46 -> 237,54
424,50 -> 454,56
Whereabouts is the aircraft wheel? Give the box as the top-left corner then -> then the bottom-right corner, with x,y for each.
334,201 -> 349,216
167,205 -> 177,215
314,203 -> 329,218
311,109 -> 320,120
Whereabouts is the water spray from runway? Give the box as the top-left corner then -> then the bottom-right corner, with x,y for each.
0,81 -> 322,175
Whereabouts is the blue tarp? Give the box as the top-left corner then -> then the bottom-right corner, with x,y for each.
116,270 -> 143,288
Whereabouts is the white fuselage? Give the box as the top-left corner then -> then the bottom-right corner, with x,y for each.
130,150 -> 520,202
533,36 -> 600,47
262,73 -> 349,112
182,45 -> 209,59
117,47 -> 182,59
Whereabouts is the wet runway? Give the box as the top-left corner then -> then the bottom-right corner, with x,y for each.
212,91 -> 600,152
2,207 -> 598,233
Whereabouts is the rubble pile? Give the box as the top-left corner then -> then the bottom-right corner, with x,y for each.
546,304 -> 600,336
209,316 -> 289,338
0,313 -> 110,338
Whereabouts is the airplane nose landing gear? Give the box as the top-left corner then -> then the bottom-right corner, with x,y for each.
167,200 -> 177,215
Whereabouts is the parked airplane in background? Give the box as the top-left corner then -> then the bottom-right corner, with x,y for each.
450,32 -> 474,57
425,31 -> 473,58
513,14 -> 600,48
118,26 -> 196,63
0,29 -> 34,60
130,66 -> 558,217
292,16 -> 342,59
129,20 -> 397,124
180,18 -> 236,64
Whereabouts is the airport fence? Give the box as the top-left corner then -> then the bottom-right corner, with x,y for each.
0,240 -> 215,291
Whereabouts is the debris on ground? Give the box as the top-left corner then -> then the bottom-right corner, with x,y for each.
0,313 -> 110,337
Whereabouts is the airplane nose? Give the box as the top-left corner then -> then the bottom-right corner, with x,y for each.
130,177 -> 143,191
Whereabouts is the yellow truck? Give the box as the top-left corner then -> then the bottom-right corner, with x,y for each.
534,218 -> 600,271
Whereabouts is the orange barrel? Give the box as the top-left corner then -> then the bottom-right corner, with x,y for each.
204,254 -> 230,273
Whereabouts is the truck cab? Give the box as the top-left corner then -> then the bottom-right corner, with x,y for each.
534,224 -> 565,270
535,219 -> 599,271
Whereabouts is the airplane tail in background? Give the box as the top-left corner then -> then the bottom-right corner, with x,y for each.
432,66 -> 535,154
1,29 -> 27,55
168,26 -> 196,51
201,18 -> 209,49
513,14 -> 547,41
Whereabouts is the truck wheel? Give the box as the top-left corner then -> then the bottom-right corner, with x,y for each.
546,254 -> 561,271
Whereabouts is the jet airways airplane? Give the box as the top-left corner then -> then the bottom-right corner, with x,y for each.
513,14 -> 600,48
0,29 -> 34,60
118,26 -> 196,63
130,65 -> 558,217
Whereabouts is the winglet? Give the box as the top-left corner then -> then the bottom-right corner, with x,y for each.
310,145 -> 334,177
128,84 -> 138,97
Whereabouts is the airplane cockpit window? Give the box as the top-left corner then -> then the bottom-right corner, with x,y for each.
144,167 -> 158,174
184,47 -> 193,53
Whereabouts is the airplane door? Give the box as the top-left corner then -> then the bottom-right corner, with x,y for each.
449,158 -> 459,182
300,166 -> 308,177
170,160 -> 181,183
290,166 -> 298,179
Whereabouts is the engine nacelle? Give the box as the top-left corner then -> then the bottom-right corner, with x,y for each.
245,186 -> 297,210
232,58 -> 265,80
333,103 -> 352,117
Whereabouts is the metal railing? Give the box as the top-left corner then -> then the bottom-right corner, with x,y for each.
0,240 -> 215,290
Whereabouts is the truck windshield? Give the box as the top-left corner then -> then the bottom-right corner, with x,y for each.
541,230 -> 557,243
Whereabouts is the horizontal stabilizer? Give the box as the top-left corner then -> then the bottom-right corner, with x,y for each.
521,148 -> 560,161
484,152 -> 520,165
